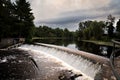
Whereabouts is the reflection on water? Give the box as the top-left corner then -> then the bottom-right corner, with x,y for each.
33,39 -> 74,47
66,44 -> 77,50
75,41 -> 113,58
33,39 -> 113,58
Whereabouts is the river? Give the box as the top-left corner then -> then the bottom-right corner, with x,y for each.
33,39 -> 114,58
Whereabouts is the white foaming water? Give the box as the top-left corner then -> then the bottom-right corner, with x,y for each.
19,44 -> 101,80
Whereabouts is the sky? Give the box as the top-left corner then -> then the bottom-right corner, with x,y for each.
29,0 -> 120,31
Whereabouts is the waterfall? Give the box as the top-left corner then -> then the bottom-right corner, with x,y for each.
19,44 -> 102,80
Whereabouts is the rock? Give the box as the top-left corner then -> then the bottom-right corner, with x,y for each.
58,70 -> 82,80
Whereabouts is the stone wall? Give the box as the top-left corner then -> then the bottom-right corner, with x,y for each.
0,38 -> 25,48
0,38 -> 14,48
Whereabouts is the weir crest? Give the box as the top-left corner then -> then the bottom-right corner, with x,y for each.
18,44 -> 105,79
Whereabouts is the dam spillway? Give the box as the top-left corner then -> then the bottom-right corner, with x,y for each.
18,43 -> 114,80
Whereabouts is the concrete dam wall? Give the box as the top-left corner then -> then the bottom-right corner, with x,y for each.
19,43 -> 115,80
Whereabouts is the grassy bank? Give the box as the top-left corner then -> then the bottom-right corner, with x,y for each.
32,37 -> 68,40
81,40 -> 115,47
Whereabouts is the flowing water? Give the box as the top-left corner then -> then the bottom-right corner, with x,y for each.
19,44 -> 102,80
33,39 -> 113,58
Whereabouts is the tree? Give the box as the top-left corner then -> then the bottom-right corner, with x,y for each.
15,0 -> 35,41
0,0 -> 35,42
108,23 -> 114,38
63,28 -> 70,39
0,0 -> 5,39
0,0 -> 15,38
83,28 -> 90,39
107,14 -> 115,38
79,21 -> 92,31
116,19 -> 120,38
89,21 -> 104,40
54,28 -> 64,37
34,25 -> 75,39
78,21 -> 92,39
77,21 -> 104,40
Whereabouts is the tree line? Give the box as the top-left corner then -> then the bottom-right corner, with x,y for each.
1,0 -> 120,42
34,26 -> 75,39
0,0 -> 35,42
0,0 -> 75,41
34,15 -> 120,41
76,15 -> 120,41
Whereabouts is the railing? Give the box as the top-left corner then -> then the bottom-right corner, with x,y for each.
110,39 -> 120,80
0,43 -> 23,50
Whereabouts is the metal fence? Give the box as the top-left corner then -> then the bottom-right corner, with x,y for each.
110,39 -> 120,80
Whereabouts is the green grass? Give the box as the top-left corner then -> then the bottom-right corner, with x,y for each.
82,40 -> 115,47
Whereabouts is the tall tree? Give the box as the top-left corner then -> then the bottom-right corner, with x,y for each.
0,0 -> 15,38
0,0 -> 5,39
79,21 -> 92,31
116,19 -> 120,38
89,21 -> 105,40
15,0 -> 35,41
0,0 -> 35,42
54,28 -> 63,37
77,21 -> 105,40
78,21 -> 92,39
107,14 -> 115,38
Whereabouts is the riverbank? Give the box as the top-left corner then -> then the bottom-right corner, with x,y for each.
32,37 -> 69,40
81,40 -> 120,47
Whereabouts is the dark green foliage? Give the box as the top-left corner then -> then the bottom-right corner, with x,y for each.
89,21 -> 105,40
77,21 -> 105,40
116,19 -> 120,38
116,19 -> 120,32
63,28 -> 70,38
107,23 -> 114,38
106,14 -> 115,38
76,15 -> 117,41
15,0 -> 35,39
0,0 -> 15,38
77,21 -> 92,40
0,0 -> 35,42
79,21 -> 92,31
55,28 -> 64,37
35,26 -> 56,37
34,26 -> 75,39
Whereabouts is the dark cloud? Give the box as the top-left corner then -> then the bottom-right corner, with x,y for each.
34,0 -> 120,31
36,14 -> 97,31
37,8 -> 106,25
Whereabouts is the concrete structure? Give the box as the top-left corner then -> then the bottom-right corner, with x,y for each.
0,38 -> 25,49
34,43 -> 117,80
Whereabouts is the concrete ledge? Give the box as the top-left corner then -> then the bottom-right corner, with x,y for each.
34,43 -> 117,79
35,43 -> 109,65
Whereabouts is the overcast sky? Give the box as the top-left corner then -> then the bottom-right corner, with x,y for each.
29,0 -> 120,31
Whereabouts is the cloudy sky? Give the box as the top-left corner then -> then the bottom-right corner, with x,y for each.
29,0 -> 120,31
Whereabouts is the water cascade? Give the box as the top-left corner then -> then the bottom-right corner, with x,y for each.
19,43 -> 110,80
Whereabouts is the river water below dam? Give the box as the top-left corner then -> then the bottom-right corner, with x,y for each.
0,45 -> 91,80
19,44 -> 93,80
0,43 -> 119,80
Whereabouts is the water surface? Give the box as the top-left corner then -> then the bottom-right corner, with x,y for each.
33,39 -> 113,58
